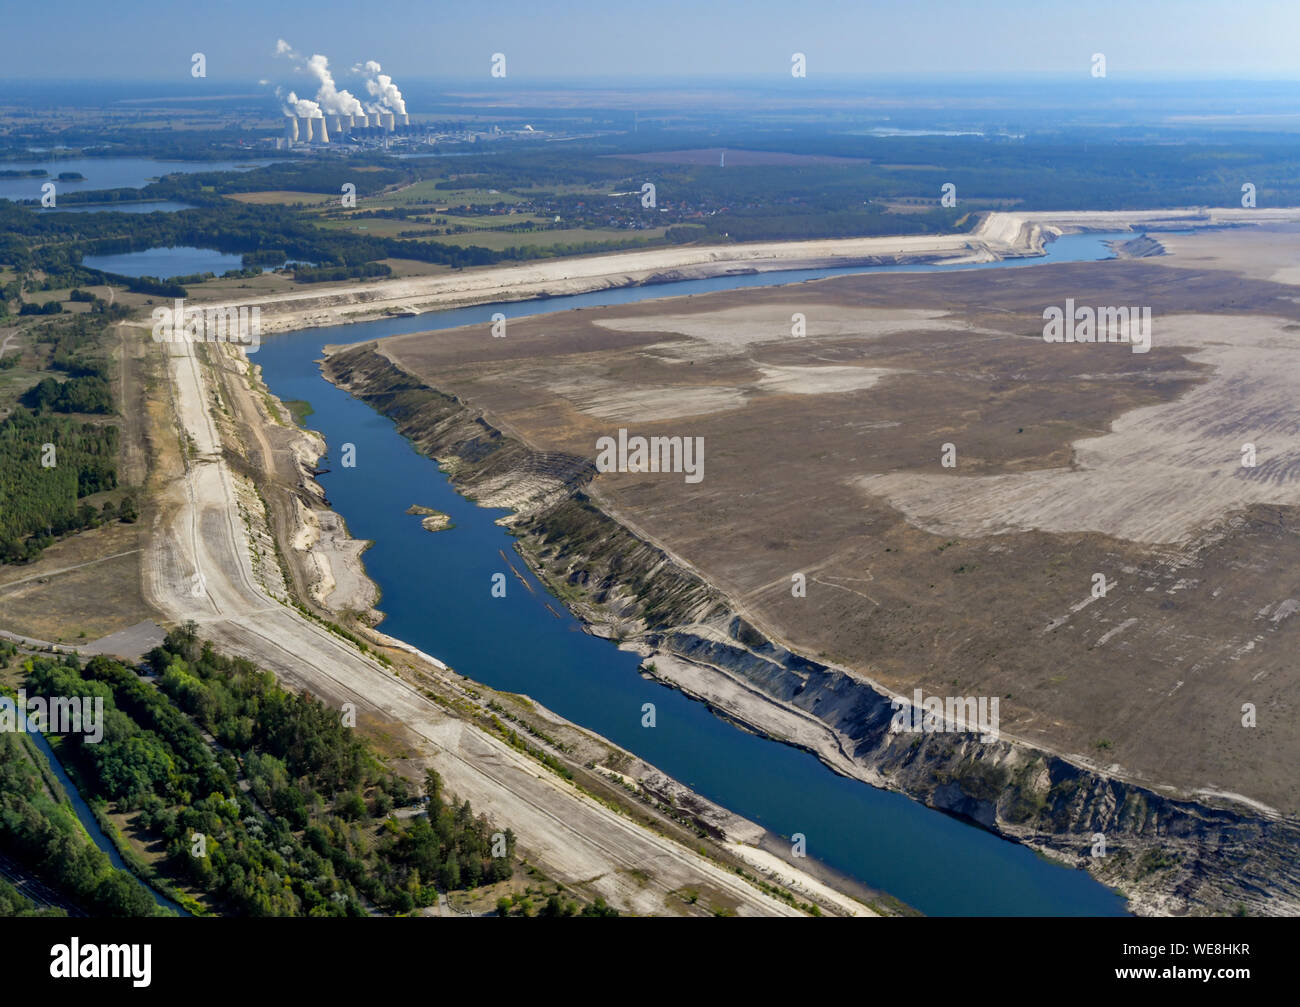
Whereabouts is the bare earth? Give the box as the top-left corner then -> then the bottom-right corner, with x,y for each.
104,211 -> 1300,916
364,215 -> 1300,816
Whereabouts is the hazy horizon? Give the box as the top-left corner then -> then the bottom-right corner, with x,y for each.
6,1 -> 1300,82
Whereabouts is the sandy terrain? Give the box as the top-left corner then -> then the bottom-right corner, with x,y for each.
725,843 -> 873,917
860,313 -> 1300,543
1155,224 -> 1300,285
192,232 -> 1003,335
105,208 -> 1300,916
291,496 -> 380,615
362,220 -> 1300,818
166,207 -> 1300,343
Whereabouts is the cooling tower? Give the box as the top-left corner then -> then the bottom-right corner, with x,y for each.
383,112 -> 395,131
285,117 -> 298,142
317,117 -> 330,143
400,113 -> 410,126
330,115 -> 342,133
299,116 -> 313,142
344,114 -> 354,127
356,113 -> 368,128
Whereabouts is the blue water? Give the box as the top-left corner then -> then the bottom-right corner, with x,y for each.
252,232 -> 1134,916
50,200 -> 196,214
0,156 -> 274,202
82,246 -> 291,279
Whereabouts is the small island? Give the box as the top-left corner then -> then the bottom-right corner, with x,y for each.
406,504 -> 453,532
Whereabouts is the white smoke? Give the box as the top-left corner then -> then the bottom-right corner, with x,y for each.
354,59 -> 406,115
282,90 -> 321,118
274,39 -> 362,116
306,53 -> 363,116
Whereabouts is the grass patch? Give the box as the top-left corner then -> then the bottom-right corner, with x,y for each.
282,399 -> 314,426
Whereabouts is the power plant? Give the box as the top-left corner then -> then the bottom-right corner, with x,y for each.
282,108 -> 417,146
275,43 -> 412,148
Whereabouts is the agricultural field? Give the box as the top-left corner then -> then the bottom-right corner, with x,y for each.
226,190 -> 338,206
425,225 -> 676,250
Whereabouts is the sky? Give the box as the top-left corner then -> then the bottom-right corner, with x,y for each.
5,0 -> 1300,82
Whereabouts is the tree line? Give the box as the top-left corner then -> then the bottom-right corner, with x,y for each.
0,729 -> 165,917
20,629 -> 518,916
0,409 -> 126,564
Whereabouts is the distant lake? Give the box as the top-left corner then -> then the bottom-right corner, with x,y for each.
49,200 -> 196,214
82,246 -> 288,279
0,156 -> 275,202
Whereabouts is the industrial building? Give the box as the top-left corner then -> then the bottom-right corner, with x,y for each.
283,110 -> 411,146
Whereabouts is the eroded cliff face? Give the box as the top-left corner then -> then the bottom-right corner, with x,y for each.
323,342 -> 1300,917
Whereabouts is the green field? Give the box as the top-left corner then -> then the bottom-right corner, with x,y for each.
227,190 -> 337,206
365,179 -> 524,208
314,217 -> 444,238
421,225 -> 676,250
282,398 -> 314,425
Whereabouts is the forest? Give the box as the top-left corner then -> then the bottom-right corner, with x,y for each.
0,730 -> 165,917
18,628 -> 518,916
21,375 -> 114,414
0,877 -> 68,917
6,123 -> 1289,289
0,409 -> 124,564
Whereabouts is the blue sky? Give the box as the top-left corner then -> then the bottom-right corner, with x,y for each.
7,0 -> 1300,81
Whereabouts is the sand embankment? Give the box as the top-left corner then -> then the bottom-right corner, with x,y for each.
188,207 -> 1300,339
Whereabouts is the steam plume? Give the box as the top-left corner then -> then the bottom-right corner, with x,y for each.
354,59 -> 407,115
274,39 -> 362,116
